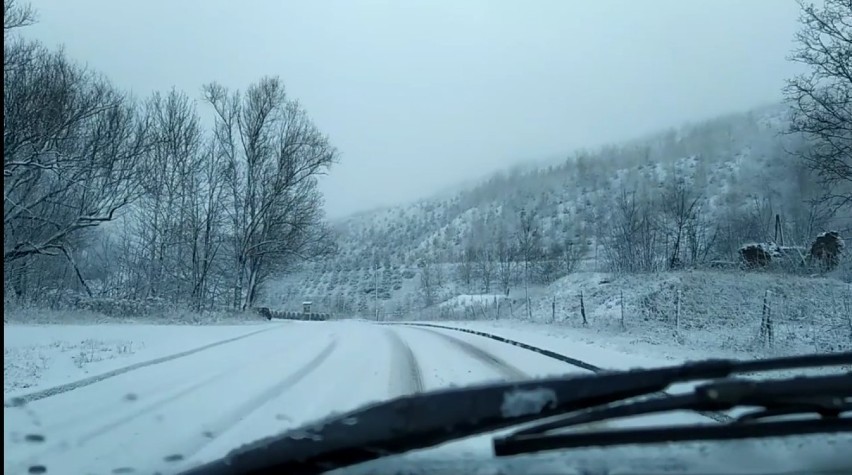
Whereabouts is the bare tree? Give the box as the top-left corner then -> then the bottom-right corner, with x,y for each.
491,227 -> 509,295
185,138 -> 229,309
603,188 -> 664,273
417,253 -> 442,308
203,77 -> 338,309
785,0 -> 852,210
515,208 -> 540,319
660,178 -> 703,269
784,160 -> 836,246
3,0 -> 35,33
4,27 -> 150,298
456,245 -> 475,292
559,238 -> 585,274
635,193 -> 663,272
683,203 -> 717,266
602,189 -> 640,272
126,89 -> 205,301
473,245 -> 495,293
103,88 -> 234,310
3,2 -> 340,314
534,244 -> 561,284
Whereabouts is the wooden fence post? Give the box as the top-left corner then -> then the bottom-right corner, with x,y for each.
760,290 -> 773,347
675,288 -> 681,335
551,296 -> 556,323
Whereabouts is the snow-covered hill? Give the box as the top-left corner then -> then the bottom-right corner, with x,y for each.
268,103 -> 851,316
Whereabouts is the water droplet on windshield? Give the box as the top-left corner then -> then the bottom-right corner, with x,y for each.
124,393 -> 138,402
111,467 -> 135,474
24,434 -> 45,443
27,466 -> 46,474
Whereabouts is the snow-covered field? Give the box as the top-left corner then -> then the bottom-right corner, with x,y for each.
4,318 -> 850,475
418,270 -> 852,358
3,322 -> 273,396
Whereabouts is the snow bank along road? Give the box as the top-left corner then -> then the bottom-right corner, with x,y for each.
4,320 -> 717,475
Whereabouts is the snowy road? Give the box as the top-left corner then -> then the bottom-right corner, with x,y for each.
5,320 -> 715,475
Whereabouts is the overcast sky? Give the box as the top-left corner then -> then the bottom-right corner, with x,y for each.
25,0 -> 807,219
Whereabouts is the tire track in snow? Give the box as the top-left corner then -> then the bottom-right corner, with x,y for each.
413,327 -> 529,381
388,322 -> 733,424
164,336 -> 339,469
25,329 -> 306,436
386,322 -> 598,370
4,324 -> 286,408
385,328 -> 424,396
44,346 -> 278,434
44,372 -> 195,432
74,339 -> 297,445
13,361 -> 255,471
8,336 -> 337,475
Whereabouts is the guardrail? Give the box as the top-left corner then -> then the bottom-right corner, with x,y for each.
253,307 -> 330,321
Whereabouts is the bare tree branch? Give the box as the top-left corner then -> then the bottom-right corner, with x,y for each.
785,0 -> 852,209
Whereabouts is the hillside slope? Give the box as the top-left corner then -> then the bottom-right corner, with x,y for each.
267,103 -> 848,314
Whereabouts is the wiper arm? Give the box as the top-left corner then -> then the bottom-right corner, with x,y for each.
505,373 -> 851,436
494,372 -> 852,456
179,352 -> 852,475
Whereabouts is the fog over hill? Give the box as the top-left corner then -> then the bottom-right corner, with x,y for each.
269,102 -> 850,318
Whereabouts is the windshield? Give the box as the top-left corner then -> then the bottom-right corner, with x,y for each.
4,1 -> 852,474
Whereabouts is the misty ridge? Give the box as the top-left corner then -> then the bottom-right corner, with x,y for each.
327,104 -> 820,269
277,103 -> 848,304
271,92 -> 852,354
4,0 -> 851,344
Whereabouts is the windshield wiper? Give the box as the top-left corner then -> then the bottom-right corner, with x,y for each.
179,352 -> 852,475
494,371 -> 852,456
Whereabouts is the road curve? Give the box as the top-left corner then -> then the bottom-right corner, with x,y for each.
4,319 -> 719,475
410,327 -> 529,380
385,328 -> 425,396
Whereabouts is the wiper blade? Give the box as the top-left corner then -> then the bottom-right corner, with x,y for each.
505,373 -> 852,436
496,418 -> 851,455
179,351 -> 851,475
494,372 -> 852,456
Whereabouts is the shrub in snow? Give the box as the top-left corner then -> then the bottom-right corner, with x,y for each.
709,260 -> 741,270
75,297 -> 182,318
809,231 -> 845,272
255,307 -> 274,320
738,242 -> 807,272
739,243 -> 775,268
